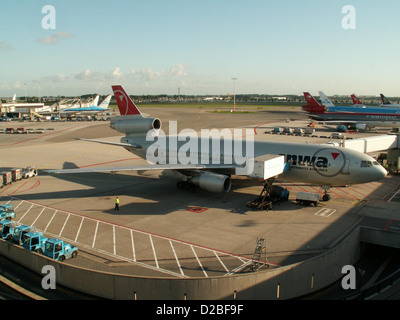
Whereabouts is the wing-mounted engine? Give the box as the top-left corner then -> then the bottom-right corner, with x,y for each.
110,115 -> 161,134
189,172 -> 232,193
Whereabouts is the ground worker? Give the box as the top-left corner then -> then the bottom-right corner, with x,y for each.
114,197 -> 119,211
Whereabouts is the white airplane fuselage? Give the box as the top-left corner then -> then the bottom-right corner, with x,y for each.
121,135 -> 387,187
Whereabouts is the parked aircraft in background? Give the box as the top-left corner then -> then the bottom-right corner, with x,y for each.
350,94 -> 366,107
303,92 -> 400,130
380,94 -> 400,108
61,95 -> 111,114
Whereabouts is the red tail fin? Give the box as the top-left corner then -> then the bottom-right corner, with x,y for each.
302,92 -> 325,113
351,94 -> 363,105
111,85 -> 142,116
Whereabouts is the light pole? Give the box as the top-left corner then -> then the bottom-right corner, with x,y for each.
231,77 -> 238,112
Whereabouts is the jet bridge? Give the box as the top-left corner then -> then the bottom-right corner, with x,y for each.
343,134 -> 400,153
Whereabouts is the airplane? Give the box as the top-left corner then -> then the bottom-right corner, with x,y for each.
350,94 -> 366,107
380,94 -> 400,108
303,92 -> 400,130
61,94 -> 111,114
45,86 -> 387,201
318,91 -> 336,108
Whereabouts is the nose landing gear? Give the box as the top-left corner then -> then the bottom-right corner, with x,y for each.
321,186 -> 331,201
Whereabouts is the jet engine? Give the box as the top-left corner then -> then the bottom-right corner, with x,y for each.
190,172 -> 232,193
355,123 -> 367,131
110,115 -> 161,134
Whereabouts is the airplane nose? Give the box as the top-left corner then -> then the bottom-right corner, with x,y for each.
374,165 -> 387,181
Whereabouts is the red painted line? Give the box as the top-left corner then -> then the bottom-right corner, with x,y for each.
346,186 -> 370,198
383,220 -> 393,231
22,179 -> 41,193
253,121 -> 275,135
0,184 -> 14,195
331,187 -> 359,200
10,181 -> 29,195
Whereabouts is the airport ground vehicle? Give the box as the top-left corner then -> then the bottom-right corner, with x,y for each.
296,192 -> 320,206
247,183 -> 290,211
0,220 -> 17,240
0,172 -> 12,185
44,238 -> 78,261
12,224 -> 35,245
0,204 -> 16,220
22,232 -> 48,254
22,166 -> 38,179
11,168 -> 22,181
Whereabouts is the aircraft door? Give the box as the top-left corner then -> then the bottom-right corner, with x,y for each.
342,159 -> 350,174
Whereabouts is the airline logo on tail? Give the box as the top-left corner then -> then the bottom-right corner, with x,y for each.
351,94 -> 363,105
302,92 -> 327,113
112,85 -> 142,116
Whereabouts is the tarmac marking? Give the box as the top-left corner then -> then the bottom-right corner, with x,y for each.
44,210 -> 57,232
149,235 -> 159,269
58,213 -> 71,237
113,225 -> 116,256
31,207 -> 46,226
170,240 -> 185,277
17,204 -> 34,223
74,217 -> 85,242
10,181 -> 29,195
13,200 -> 24,210
92,220 -> 99,248
214,251 -> 229,274
314,208 -> 336,217
387,187 -> 400,202
191,245 -> 208,277
130,230 -> 136,262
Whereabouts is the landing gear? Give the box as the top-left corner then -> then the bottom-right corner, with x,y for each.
321,186 -> 331,201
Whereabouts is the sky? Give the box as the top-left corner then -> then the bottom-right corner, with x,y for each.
1,0 -> 400,97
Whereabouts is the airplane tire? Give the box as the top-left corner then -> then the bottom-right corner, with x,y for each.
322,194 -> 330,201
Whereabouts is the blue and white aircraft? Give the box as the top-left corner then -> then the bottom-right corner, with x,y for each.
62,95 -> 111,114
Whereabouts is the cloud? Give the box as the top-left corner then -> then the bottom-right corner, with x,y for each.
36,32 -> 74,45
74,69 -> 102,81
105,67 -> 124,79
140,67 -> 164,81
168,64 -> 187,77
0,41 -> 14,52
42,74 -> 68,83
0,82 -> 11,91
13,81 -> 21,89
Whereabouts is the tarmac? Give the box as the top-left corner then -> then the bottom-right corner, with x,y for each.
1,106 -> 399,281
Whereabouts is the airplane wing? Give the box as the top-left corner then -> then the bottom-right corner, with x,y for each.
45,163 -> 241,174
75,138 -> 142,148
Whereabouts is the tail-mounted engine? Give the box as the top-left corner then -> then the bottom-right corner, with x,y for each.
110,115 -> 161,134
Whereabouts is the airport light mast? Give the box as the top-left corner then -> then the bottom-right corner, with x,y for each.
231,77 -> 238,112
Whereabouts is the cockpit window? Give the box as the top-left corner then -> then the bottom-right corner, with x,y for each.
361,160 -> 373,167
373,161 -> 379,166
